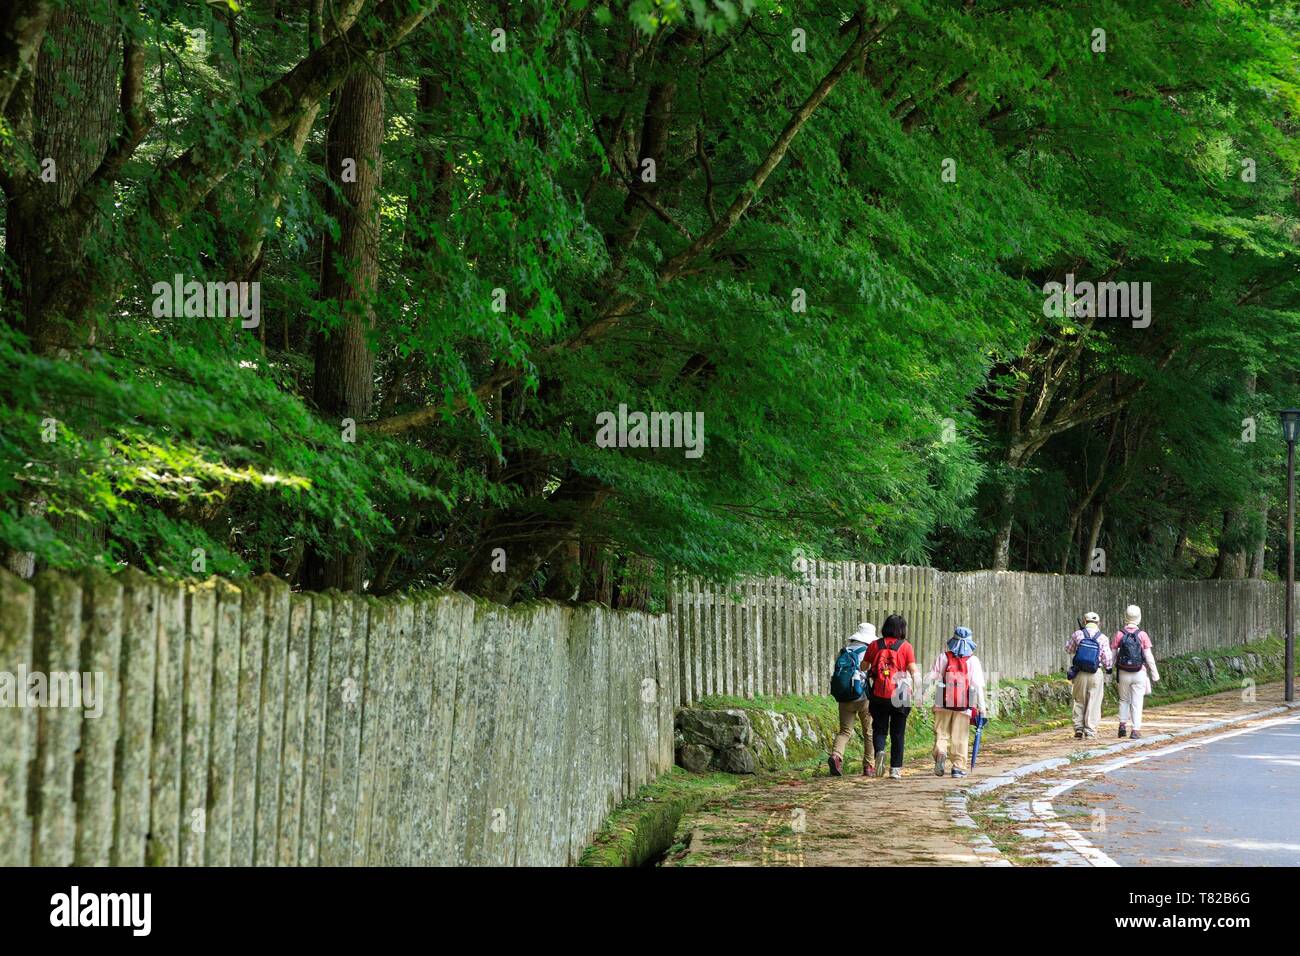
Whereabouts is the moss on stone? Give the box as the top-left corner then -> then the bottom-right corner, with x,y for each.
576,768 -> 764,867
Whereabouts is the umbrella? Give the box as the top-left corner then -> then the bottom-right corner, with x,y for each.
970,713 -> 989,769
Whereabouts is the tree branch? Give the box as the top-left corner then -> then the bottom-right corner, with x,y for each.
68,19 -> 154,234
144,0 -> 429,234
41,0 -> 435,325
363,6 -> 897,436
0,0 -> 50,117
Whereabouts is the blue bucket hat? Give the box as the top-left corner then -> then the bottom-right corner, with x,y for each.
948,626 -> 976,658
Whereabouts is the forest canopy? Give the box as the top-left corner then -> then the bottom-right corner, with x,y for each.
2,0 -> 1300,609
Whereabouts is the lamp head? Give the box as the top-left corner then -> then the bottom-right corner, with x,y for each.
1282,409 -> 1300,444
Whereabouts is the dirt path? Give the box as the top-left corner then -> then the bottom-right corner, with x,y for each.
666,683 -> 1292,867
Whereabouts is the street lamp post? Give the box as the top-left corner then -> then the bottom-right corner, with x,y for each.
1281,409 -> 1300,703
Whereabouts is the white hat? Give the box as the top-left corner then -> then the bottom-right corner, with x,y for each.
1083,611 -> 1100,624
850,621 -> 877,643
1125,605 -> 1141,626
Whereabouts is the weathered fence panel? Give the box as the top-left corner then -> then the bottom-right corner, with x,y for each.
275,591 -> 311,866
230,582 -> 264,865
31,573 -> 81,866
74,570 -> 122,867
255,577 -> 291,866
297,591 -> 332,866
112,569 -> 156,867
179,579 -> 215,867
205,577 -> 241,866
0,570 -> 35,867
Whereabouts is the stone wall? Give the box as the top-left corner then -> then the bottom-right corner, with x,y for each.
676,707 -> 832,774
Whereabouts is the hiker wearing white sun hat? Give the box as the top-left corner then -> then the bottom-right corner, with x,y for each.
1112,604 -> 1160,739
829,622 -> 878,777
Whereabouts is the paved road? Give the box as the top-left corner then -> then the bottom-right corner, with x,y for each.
1062,714 -> 1300,866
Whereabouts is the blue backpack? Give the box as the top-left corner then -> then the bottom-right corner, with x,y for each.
1073,632 -> 1102,674
830,643 -> 870,702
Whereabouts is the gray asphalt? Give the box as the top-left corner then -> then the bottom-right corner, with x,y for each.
1059,715 -> 1300,866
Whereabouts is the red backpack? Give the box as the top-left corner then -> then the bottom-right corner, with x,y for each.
871,639 -> 906,700
940,651 -> 970,710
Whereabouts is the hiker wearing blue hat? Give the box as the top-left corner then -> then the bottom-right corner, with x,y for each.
927,626 -> 986,778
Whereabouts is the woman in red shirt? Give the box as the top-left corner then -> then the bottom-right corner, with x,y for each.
864,614 -> 921,779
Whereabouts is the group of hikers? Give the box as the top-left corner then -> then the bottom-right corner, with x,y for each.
828,605 -> 1162,779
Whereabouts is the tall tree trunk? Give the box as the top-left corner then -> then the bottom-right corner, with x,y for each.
34,2 -> 430,337
301,54 -> 385,592
5,1 -> 118,349
1216,373 -> 1257,579
1060,520 -> 1079,577
1213,509 -> 1249,579
229,0 -> 367,282
542,539 -> 582,601
1059,415 -> 1121,575
1172,522 -> 1189,568
1,2 -> 118,576
991,478 -> 1016,571
578,540 -> 613,605
1250,496 -> 1268,579
614,554 -> 655,611
374,69 -> 452,415
1085,504 -> 1105,576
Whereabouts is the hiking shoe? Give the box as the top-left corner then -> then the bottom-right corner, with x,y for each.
1118,723 -> 1127,738
934,756 -> 946,777
863,762 -> 875,777
889,767 -> 902,780
875,751 -> 887,775
1074,731 -> 1084,739
1130,729 -> 1142,740
951,768 -> 966,778
828,753 -> 843,776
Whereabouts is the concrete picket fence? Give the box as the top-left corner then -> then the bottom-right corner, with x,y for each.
0,562 -> 1287,866
671,562 -> 1287,704
0,569 -> 675,867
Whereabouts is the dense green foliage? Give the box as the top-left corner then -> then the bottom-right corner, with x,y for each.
2,0 -> 1299,604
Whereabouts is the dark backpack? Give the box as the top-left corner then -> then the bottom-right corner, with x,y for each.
871,638 -> 906,700
830,643 -> 870,702
1116,628 -> 1146,672
940,651 -> 971,710
1072,631 -> 1101,673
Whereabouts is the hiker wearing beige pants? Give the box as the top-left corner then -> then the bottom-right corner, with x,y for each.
832,698 -> 874,773
932,709 -> 970,773
1065,611 -> 1113,739
927,626 -> 986,777
829,621 -> 878,776
1071,668 -> 1106,737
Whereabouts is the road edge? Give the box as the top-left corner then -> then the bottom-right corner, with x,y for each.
949,698 -> 1300,867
